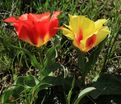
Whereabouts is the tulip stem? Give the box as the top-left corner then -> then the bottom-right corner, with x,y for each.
77,49 -> 87,86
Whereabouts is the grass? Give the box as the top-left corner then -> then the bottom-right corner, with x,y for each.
0,0 -> 121,104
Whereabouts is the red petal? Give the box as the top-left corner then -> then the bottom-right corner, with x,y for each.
15,21 -> 38,45
36,12 -> 50,21
86,34 -> 96,49
23,21 -> 39,45
19,13 -> 28,21
35,20 -> 49,39
52,11 -> 61,18
13,22 -> 22,36
4,16 -> 17,23
49,18 -> 59,36
15,21 -> 31,42
28,12 -> 50,22
48,11 -> 60,36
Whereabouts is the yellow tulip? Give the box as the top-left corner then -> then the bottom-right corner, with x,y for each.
61,15 -> 110,52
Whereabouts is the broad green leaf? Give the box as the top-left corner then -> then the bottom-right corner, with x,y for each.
41,76 -> 64,86
74,87 -> 96,104
90,74 -> 121,99
2,86 -> 24,104
40,76 -> 73,89
41,63 -> 61,76
78,39 -> 106,75
15,75 -> 38,87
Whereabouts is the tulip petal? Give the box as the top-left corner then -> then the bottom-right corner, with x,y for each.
13,22 -> 22,36
69,15 -> 81,35
52,11 -> 61,18
49,18 -> 59,36
69,15 -> 95,39
86,34 -> 96,51
19,13 -> 28,21
14,20 -> 40,45
95,19 -> 107,31
75,29 -> 83,45
15,22 -> 31,44
49,11 -> 60,36
61,27 -> 74,40
36,20 -> 49,38
34,19 -> 50,47
79,16 -> 95,39
95,26 -> 110,46
4,16 -> 17,22
77,34 -> 96,52
27,13 -> 50,22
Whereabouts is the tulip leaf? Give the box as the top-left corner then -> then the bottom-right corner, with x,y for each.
41,63 -> 61,76
45,46 -> 57,61
40,76 -> 73,89
78,40 -> 105,75
30,55 -> 42,70
90,74 -> 121,99
2,86 -> 24,104
44,45 -> 59,66
42,45 -> 61,76
74,87 -> 96,104
40,76 -> 64,86
15,75 -> 38,87
67,78 -> 75,104
86,39 -> 108,73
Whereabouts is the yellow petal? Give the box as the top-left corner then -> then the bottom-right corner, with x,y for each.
69,15 -> 95,39
95,26 -> 110,46
61,26 -> 74,40
79,16 -> 95,39
69,14 -> 80,35
95,19 -> 107,31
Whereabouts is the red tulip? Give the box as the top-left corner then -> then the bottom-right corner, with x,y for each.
4,11 -> 60,47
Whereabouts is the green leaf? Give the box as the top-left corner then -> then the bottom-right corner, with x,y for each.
41,63 -> 61,76
74,87 -> 96,104
41,76 -> 64,86
40,76 -> 73,89
78,40 -> 105,75
8,45 -> 42,70
42,45 -> 60,76
90,74 -> 121,99
2,86 -> 24,104
67,78 -> 75,104
15,75 -> 38,87
45,46 -> 57,60
30,55 -> 42,70
44,45 -> 59,67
